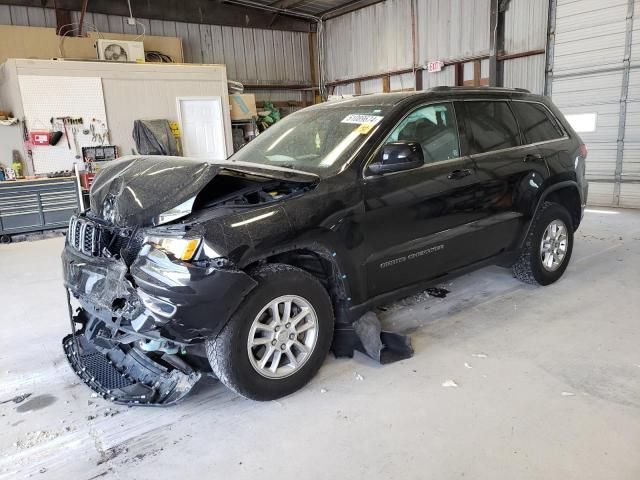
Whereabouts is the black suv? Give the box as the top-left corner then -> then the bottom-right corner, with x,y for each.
62,87 -> 588,404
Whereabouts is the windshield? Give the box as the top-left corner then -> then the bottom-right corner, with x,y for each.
229,105 -> 390,176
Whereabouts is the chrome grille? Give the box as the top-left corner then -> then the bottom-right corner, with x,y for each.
67,215 -> 143,263
68,216 -> 99,256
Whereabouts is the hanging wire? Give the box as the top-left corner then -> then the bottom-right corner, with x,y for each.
57,16 -> 146,59
57,22 -> 104,57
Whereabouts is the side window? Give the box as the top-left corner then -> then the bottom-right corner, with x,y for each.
387,103 -> 460,163
464,101 -> 520,155
511,101 -> 564,144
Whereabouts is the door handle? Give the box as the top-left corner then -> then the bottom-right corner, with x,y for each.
447,168 -> 473,180
524,153 -> 544,162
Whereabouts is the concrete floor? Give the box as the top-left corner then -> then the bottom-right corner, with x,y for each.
1,208 -> 639,480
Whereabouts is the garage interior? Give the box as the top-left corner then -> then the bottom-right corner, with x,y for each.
0,0 -> 639,478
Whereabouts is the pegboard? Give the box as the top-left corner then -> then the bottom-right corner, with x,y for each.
18,75 -> 109,175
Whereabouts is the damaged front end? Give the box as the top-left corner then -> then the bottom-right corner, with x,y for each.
61,156 -> 319,405
62,213 -> 256,406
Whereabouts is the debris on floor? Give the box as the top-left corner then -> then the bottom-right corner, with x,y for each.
464,362 -> 473,369
320,388 -> 328,393
13,430 -> 61,450
354,372 -> 364,381
561,391 -> 576,396
472,353 -> 488,358
0,392 -> 32,404
425,287 -> 449,298
353,312 -> 384,360
332,311 -> 414,363
442,380 -> 459,388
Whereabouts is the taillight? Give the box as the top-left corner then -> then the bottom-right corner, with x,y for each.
579,143 -> 588,158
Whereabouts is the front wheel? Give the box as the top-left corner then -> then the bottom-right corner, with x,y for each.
206,264 -> 334,400
512,201 -> 574,286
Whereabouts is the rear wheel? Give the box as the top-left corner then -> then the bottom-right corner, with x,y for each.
513,201 -> 574,286
206,264 -> 334,400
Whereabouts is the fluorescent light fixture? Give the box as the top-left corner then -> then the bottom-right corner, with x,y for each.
565,113 -> 597,133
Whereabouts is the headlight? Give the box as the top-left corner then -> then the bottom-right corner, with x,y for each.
154,197 -> 196,226
144,235 -> 201,261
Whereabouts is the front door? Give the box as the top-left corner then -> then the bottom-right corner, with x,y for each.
362,102 -> 486,298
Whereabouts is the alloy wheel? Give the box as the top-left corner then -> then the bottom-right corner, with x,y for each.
247,295 -> 319,379
539,219 -> 568,272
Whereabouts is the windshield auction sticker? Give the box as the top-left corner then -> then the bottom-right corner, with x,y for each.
341,114 -> 384,125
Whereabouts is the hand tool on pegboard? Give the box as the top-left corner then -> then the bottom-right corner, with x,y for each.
70,117 -> 83,159
52,117 -> 71,149
89,118 -> 110,145
21,118 -> 35,173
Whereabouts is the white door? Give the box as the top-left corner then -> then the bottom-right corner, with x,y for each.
177,97 -> 227,160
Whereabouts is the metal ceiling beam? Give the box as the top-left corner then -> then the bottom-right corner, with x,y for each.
0,0 -> 316,31
269,0 -> 309,9
319,0 -> 386,20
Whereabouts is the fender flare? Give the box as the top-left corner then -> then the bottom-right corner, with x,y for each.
236,241 -> 354,319
517,180 -> 582,249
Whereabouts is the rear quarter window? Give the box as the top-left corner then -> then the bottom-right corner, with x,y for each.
511,101 -> 564,144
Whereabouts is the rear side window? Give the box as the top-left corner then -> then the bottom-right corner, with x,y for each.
511,101 -> 564,144
463,101 -> 520,155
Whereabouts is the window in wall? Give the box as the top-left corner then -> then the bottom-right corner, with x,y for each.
565,113 -> 597,133
387,103 -> 460,163
511,101 -> 564,144
464,101 -> 520,154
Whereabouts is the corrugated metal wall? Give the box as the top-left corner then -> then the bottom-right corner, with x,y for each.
502,0 -> 548,95
415,0 -> 491,64
503,55 -> 546,94
324,0 -> 490,83
503,0 -> 548,54
550,0 -> 639,207
324,0 -> 413,82
0,4 -> 312,87
324,0 -> 546,94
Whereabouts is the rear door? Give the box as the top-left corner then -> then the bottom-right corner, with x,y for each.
457,99 -> 551,255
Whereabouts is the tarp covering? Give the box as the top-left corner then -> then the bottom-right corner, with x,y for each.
132,120 -> 178,156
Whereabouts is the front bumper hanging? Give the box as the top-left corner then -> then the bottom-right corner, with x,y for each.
63,330 -> 201,406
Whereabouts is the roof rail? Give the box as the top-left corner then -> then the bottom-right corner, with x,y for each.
428,86 -> 531,93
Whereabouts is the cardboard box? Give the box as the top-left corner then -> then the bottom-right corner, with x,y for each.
229,94 -> 257,121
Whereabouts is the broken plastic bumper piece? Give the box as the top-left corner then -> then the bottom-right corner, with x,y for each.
331,312 -> 414,364
63,333 -> 201,406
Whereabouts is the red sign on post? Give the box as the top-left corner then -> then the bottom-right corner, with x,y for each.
30,131 -> 51,145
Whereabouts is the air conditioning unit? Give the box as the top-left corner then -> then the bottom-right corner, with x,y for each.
96,39 -> 145,63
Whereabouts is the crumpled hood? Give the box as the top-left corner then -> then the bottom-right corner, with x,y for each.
89,156 -> 318,228
90,156 -> 219,228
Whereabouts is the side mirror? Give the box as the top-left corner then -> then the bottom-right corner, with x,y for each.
368,142 -> 424,175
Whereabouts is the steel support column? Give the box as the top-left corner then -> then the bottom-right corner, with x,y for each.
489,0 -> 510,87
614,0 -> 635,205
544,0 -> 558,96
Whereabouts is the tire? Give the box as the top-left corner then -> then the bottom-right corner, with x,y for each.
206,263 -> 334,400
0,235 -> 11,244
512,201 -> 574,286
